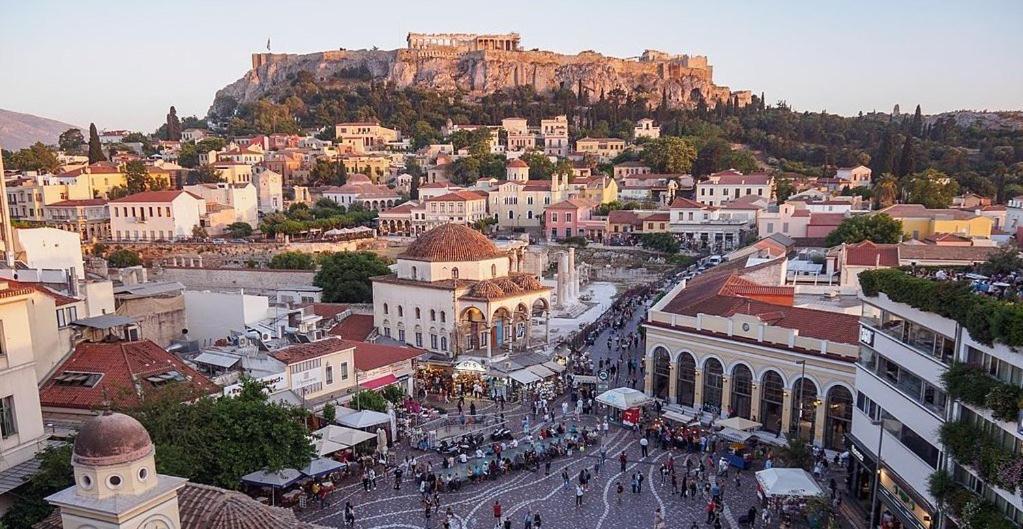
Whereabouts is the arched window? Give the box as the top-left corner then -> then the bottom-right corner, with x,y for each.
676,353 -> 696,407
491,264 -> 497,277
415,307 -> 421,319
652,348 -> 671,400
430,309 -> 436,321
383,303 -> 389,315
702,358 -> 724,413
760,371 -> 785,433
398,306 -> 404,317
411,266 -> 418,280
440,311 -> 446,323
451,267 -> 459,279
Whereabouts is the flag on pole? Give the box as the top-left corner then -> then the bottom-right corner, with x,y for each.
266,37 -> 271,51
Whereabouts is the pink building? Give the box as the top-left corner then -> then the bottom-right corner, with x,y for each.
545,198 -> 605,241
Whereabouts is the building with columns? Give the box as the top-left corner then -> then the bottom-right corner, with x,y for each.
372,224 -> 550,359
643,257 -> 859,450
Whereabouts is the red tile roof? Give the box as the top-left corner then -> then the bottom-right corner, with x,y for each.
110,190 -> 202,203
340,340 -> 424,371
401,224 -> 502,262
659,261 -> 858,345
669,197 -> 704,209
297,302 -> 350,321
6,279 -> 79,306
39,340 -> 218,410
271,337 -> 352,364
707,171 -> 771,186
328,314 -> 376,341
809,213 -> 846,226
506,158 -> 529,168
49,199 -> 108,207
547,198 -> 593,210
428,191 -> 487,202
844,241 -> 900,267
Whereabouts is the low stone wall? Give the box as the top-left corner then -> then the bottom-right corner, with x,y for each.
152,266 -> 317,295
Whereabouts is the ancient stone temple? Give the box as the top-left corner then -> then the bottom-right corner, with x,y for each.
406,32 -> 521,52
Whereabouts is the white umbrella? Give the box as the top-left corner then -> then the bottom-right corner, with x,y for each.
311,424 -> 376,455
596,387 -> 652,410
338,410 -> 391,429
716,417 -> 762,432
376,427 -> 388,455
755,468 -> 824,498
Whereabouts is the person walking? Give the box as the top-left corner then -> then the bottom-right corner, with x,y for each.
619,452 -> 628,473
493,500 -> 502,528
523,509 -> 532,529
640,437 -> 649,458
562,469 -> 570,489
533,512 -> 542,529
344,501 -> 355,527
653,508 -> 666,529
575,484 -> 584,507
616,482 -> 624,504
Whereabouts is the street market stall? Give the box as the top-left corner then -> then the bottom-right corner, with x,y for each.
756,468 -> 825,522
311,424 -> 376,457
596,387 -> 652,426
240,468 -> 302,506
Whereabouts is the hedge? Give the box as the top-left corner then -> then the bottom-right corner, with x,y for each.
941,363 -> 1022,423
859,268 -> 1023,347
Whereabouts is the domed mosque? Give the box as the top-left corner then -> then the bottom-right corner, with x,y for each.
372,224 -> 551,359
36,412 -> 325,529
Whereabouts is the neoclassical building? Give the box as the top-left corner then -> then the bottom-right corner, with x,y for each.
372,224 -> 551,358
643,257 -> 859,450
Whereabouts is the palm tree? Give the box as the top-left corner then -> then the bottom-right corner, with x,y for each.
874,173 -> 899,209
776,438 -> 814,471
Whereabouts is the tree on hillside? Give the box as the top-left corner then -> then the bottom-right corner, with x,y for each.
268,251 -> 316,270
124,381 -> 313,490
166,106 -> 182,140
640,136 -> 697,174
824,214 -> 903,246
896,136 -> 916,177
873,174 -> 900,209
187,164 -> 224,184
871,129 -> 898,177
692,137 -> 730,177
774,177 -> 797,202
58,128 -> 84,153
314,251 -> 392,303
87,123 -> 106,163
903,169 -> 959,208
106,249 -> 142,268
520,152 -> 556,180
910,104 -> 924,138
9,143 -> 60,173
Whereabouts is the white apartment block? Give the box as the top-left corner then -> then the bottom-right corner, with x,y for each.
109,190 -> 205,242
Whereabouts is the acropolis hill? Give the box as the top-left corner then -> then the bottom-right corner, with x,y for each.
209,32 -> 751,115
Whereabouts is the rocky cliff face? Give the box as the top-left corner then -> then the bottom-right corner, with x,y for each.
210,46 -> 750,117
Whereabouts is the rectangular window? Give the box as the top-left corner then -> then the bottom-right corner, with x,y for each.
340,362 -> 348,380
0,395 -> 16,438
325,365 -> 334,385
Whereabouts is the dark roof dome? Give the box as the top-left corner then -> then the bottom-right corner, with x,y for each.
510,274 -> 544,291
401,224 -> 501,262
73,412 -> 154,466
467,280 -> 505,299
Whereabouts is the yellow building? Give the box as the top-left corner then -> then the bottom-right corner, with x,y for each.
334,121 -> 400,153
879,204 -> 993,240
342,155 -> 391,182
7,173 -> 92,221
569,175 -> 619,204
575,137 -> 627,162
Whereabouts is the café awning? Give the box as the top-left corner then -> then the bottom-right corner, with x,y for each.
527,364 -> 556,378
716,417 -> 762,432
360,373 -> 397,390
311,425 -> 376,455
596,387 -> 652,411
509,369 -> 542,385
337,410 -> 391,429
542,361 -> 566,373
299,457 -> 346,478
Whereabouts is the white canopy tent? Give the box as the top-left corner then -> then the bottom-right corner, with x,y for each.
311,424 -> 376,456
299,458 -> 346,478
240,468 -> 302,488
338,410 -> 391,429
596,387 -> 653,410
543,361 -> 566,373
755,468 -> 824,498
509,369 -> 542,385
527,364 -> 556,378
716,417 -> 762,432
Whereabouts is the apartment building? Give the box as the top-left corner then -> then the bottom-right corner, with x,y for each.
43,199 -> 111,241
852,270 -> 1023,528
696,169 -> 773,207
109,190 -> 205,242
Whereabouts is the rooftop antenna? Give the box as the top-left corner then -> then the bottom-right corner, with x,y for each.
266,37 -> 271,52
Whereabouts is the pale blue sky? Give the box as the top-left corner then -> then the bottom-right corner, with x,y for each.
2,0 -> 1021,131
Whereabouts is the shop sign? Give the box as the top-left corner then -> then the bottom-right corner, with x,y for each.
455,359 -> 487,372
597,369 -> 609,381
850,443 -> 865,463
622,408 -> 640,426
223,373 -> 287,397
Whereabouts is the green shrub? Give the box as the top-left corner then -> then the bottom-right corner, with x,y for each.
942,364 -> 997,407
986,384 -> 1023,423
106,249 -> 142,268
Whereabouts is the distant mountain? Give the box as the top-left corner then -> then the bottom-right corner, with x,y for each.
0,108 -> 82,150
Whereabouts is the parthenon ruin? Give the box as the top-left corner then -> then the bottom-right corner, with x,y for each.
406,32 -> 521,52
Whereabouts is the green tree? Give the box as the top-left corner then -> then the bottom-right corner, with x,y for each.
225,222 -> 254,238
903,169 -> 959,208
125,380 -> 314,490
777,437 -> 814,471
824,213 -> 903,246
166,105 -> 182,140
123,160 -> 165,194
106,249 -> 142,268
637,233 -> 680,253
191,225 -> 208,240
896,135 -> 916,177
724,148 -> 758,174
352,390 -> 388,412
187,164 -> 224,184
774,177 -> 797,202
87,123 -> 106,163
910,104 -> 924,138
314,251 -> 392,303
520,152 -> 556,179
692,137 -> 730,177
640,136 -> 697,174
9,142 -> 60,173
195,137 -> 227,154
322,402 -> 337,423
0,443 -> 73,529
268,251 -> 316,270
979,243 -> 1023,276
58,128 -> 85,153
177,142 -> 198,168
873,173 -> 900,209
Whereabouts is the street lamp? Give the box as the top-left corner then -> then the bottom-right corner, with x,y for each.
869,418 -> 885,529
795,360 -> 806,439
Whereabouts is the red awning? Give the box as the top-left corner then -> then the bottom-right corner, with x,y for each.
361,374 -> 397,390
